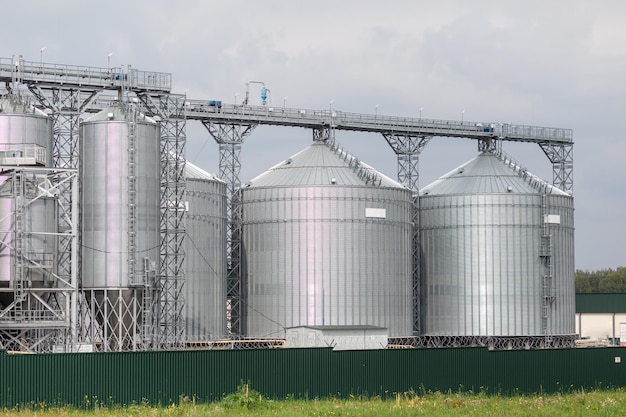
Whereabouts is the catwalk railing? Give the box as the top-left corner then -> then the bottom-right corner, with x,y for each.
0,56 -> 171,92
184,101 -> 573,145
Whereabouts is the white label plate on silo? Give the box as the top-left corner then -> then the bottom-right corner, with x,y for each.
365,208 -> 386,218
544,214 -> 561,224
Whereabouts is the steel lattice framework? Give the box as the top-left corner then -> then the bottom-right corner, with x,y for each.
381,134 -> 431,335
0,55 -> 180,351
16,83 -> 94,352
138,93 -> 187,348
202,122 -> 256,336
27,87 -> 99,289
1,55 -> 575,350
540,143 -> 574,193
0,168 -> 78,352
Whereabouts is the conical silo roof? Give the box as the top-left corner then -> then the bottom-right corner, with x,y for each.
0,95 -> 48,116
247,140 -> 404,188
421,151 -> 569,196
83,104 -> 158,124
83,105 -> 127,122
185,159 -> 224,183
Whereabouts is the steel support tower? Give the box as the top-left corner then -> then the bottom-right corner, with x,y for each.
381,134 -> 430,335
1,55 -> 179,351
138,93 -> 187,348
202,122 -> 256,336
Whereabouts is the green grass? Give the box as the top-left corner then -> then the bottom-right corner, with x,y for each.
3,387 -> 626,416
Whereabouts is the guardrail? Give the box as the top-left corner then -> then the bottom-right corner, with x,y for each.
185,101 -> 573,144
0,56 -> 171,92
0,143 -> 47,166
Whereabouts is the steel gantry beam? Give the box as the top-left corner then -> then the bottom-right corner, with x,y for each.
202,122 -> 257,336
382,134 -> 431,336
185,101 -> 574,193
0,55 -> 171,93
184,102 -> 572,143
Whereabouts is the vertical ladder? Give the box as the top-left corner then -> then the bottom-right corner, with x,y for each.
540,193 -> 555,346
141,257 -> 155,349
128,106 -> 137,285
13,173 -> 26,321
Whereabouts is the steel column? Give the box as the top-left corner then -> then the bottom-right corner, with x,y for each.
478,137 -> 501,154
138,93 -> 187,348
539,143 -> 574,193
203,122 -> 256,336
382,134 -> 430,335
313,126 -> 332,142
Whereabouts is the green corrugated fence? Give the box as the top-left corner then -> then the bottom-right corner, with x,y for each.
2,347 -> 626,407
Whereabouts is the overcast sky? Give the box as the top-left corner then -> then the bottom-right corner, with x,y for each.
2,0 -> 624,271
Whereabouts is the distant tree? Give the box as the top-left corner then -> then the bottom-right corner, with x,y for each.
575,271 -> 592,293
575,267 -> 626,293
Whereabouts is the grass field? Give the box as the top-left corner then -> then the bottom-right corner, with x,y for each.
2,385 -> 626,416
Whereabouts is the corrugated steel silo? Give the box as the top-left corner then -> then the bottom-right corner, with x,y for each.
419,151 -> 575,341
0,178 -> 58,286
184,161 -> 227,341
79,104 -> 160,350
0,95 -> 55,294
242,140 -> 413,338
80,104 -> 160,289
0,95 -> 52,166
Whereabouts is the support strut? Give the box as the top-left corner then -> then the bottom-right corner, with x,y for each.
539,143 -> 573,193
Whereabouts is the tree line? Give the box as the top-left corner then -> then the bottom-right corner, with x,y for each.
575,267 -> 626,293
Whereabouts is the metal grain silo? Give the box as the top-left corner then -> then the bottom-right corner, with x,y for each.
0,94 -> 55,294
184,161 -> 227,341
0,95 -> 52,166
242,140 -> 413,339
79,104 -> 160,350
419,151 -> 575,344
